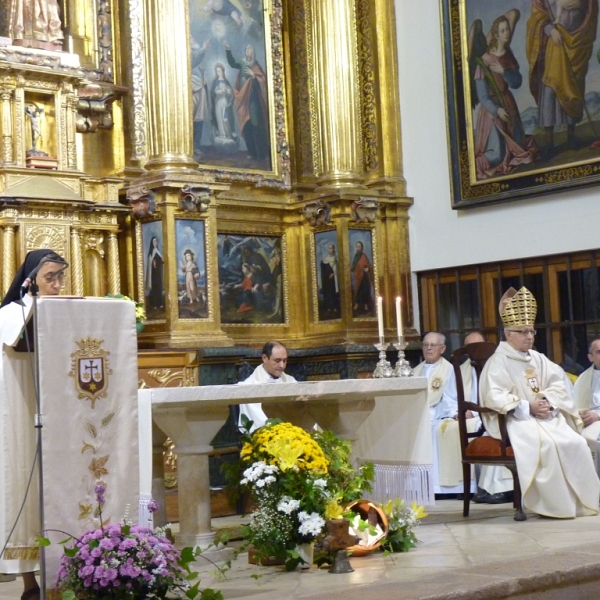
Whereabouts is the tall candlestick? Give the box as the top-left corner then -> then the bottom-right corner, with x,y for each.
396,296 -> 403,340
377,296 -> 384,339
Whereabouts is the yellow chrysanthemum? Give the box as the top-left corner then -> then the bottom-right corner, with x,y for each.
241,422 -> 328,474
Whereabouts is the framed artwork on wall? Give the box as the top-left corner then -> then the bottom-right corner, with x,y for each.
175,219 -> 209,319
442,0 -> 600,208
141,220 -> 166,321
348,228 -> 376,319
188,0 -> 289,186
312,229 -> 341,322
217,233 -> 285,324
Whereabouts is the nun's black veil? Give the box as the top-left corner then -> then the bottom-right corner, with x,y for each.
1,249 -> 68,308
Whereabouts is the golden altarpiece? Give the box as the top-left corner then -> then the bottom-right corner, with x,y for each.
0,0 -> 414,378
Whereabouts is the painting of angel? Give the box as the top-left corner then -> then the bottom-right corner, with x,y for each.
443,0 -> 600,207
217,233 -> 284,324
189,0 -> 272,171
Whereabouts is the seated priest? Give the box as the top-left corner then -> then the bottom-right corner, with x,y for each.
573,338 -> 600,477
238,340 -> 296,432
480,287 -> 599,518
414,331 -> 477,498
0,249 -> 69,600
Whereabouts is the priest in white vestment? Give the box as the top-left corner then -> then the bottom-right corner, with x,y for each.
480,287 -> 599,519
573,338 -> 600,475
238,341 -> 296,431
0,249 -> 69,600
414,332 -> 476,497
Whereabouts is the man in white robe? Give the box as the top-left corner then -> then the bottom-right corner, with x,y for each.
573,338 -> 600,476
238,340 -> 296,432
414,332 -> 476,497
480,287 -> 599,518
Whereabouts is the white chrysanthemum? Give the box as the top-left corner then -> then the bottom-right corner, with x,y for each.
277,497 -> 300,515
298,512 -> 325,537
313,479 -> 327,489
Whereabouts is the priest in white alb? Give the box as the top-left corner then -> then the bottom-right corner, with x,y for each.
238,341 -> 296,432
573,338 -> 600,476
414,332 -> 476,497
480,287 -> 599,518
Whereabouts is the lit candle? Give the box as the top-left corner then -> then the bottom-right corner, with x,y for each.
377,296 -> 384,339
396,296 -> 403,340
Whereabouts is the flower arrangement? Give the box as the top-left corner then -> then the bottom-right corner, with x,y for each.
51,485 -> 222,600
237,420 -> 333,569
380,498 -> 428,553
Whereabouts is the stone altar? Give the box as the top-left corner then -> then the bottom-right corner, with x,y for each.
139,376 -> 428,549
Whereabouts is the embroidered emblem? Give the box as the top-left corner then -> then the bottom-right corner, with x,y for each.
524,367 -> 539,393
431,377 -> 443,392
69,338 -> 112,408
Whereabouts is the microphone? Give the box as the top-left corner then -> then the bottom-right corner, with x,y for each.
20,264 -> 43,293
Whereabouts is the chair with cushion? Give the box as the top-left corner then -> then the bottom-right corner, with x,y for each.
451,341 -> 525,521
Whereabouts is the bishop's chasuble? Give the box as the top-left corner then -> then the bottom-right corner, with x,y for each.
480,342 -> 599,518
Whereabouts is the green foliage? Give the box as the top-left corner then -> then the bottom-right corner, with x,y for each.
311,429 -> 374,503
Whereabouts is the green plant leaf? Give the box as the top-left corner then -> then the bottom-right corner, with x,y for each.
35,536 -> 51,547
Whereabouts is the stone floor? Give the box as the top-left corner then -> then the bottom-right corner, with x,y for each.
3,501 -> 600,599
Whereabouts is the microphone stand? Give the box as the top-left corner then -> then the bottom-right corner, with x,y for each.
30,278 -> 47,600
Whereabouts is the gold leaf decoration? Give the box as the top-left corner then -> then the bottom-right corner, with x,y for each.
89,455 -> 109,478
102,413 -> 115,427
78,503 -> 93,520
81,442 -> 95,454
87,424 -> 98,438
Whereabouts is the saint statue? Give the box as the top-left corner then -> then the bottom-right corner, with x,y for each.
9,0 -> 64,51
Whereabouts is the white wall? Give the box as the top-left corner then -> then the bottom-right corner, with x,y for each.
396,0 -> 600,274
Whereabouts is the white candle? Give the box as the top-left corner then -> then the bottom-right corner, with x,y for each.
396,296 -> 403,340
377,296 -> 384,339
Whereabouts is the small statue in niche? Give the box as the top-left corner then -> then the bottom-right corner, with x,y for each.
25,104 -> 48,156
9,0 -> 64,51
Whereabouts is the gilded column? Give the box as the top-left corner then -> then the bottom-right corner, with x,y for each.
372,0 -> 406,193
2,225 -> 16,295
70,227 -> 84,296
308,0 -> 364,188
107,231 -> 120,294
1,88 -> 14,165
142,0 -> 196,170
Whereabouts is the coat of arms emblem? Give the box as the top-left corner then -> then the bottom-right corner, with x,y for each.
69,338 -> 112,408
431,377 -> 443,391
524,368 -> 540,394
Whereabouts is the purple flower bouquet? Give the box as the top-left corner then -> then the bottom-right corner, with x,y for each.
55,522 -> 190,599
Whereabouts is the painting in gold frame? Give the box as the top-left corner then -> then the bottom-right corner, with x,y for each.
312,229 -> 341,322
188,0 -> 289,185
348,227 -> 376,320
442,0 -> 600,208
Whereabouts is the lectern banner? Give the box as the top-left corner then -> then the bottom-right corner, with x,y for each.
37,297 -> 139,585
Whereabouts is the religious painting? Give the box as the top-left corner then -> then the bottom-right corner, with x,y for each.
443,0 -> 600,208
217,233 -> 285,324
175,219 -> 209,319
313,230 -> 341,321
188,0 -> 274,172
141,220 -> 165,320
348,229 -> 376,319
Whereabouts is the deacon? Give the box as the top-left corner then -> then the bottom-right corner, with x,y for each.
238,340 -> 296,432
480,287 -> 599,518
0,249 -> 69,600
573,338 -> 600,476
414,332 -> 476,497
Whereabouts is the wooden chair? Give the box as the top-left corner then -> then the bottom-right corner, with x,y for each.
451,342 -> 526,522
